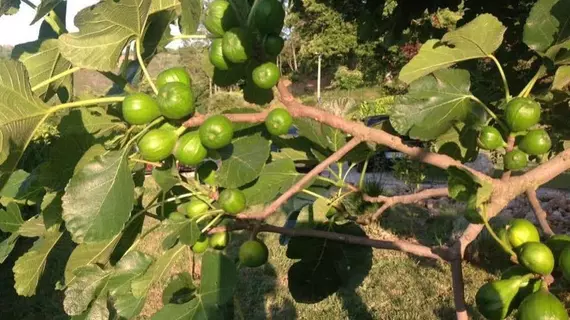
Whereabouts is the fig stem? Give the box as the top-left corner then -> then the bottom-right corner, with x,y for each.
487,54 -> 511,101
135,38 -> 158,94
32,67 -> 81,92
200,212 -> 225,233
470,95 -> 509,133
482,209 -> 517,258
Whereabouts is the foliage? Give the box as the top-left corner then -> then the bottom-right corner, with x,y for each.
0,0 -> 569,319
332,66 -> 364,90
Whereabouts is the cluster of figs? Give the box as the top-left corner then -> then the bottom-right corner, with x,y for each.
476,97 -> 551,171
475,218 -> 570,319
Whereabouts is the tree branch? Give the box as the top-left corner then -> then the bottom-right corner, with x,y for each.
240,137 -> 363,220
210,221 -> 447,261
450,251 -> 468,320
361,188 -> 449,222
526,189 -> 555,236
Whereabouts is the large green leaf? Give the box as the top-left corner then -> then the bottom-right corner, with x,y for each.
217,133 -> 271,188
390,69 -> 477,141
433,124 -> 479,162
0,60 -> 50,188
12,228 -> 63,296
199,250 -> 237,305
180,0 -> 202,34
72,293 -> 109,320
142,9 -> 178,59
64,233 -> 122,285
151,300 -> 203,320
400,14 -> 506,84
63,265 -> 111,316
59,0 -> 152,71
242,159 -> 303,206
31,0 -> 65,24
0,202 -> 23,233
0,169 -> 28,198
152,158 -> 179,191
524,0 -> 570,53
62,150 -> 135,243
447,166 -> 492,207
131,244 -> 186,298
12,39 -> 72,100
162,272 -> 196,304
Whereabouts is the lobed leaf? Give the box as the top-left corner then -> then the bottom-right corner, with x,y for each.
390,69 -> 477,141
59,0 -> 152,71
0,60 -> 50,189
31,0 -> 65,24
400,14 -> 506,83
12,39 -> 72,100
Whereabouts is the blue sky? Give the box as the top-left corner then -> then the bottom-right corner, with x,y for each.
0,0 -> 103,46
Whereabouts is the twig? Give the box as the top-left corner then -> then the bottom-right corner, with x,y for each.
210,221 -> 447,261
241,137 -> 362,220
361,188 -> 449,222
526,189 -> 555,236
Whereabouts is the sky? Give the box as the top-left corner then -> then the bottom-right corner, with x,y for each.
0,0 -> 99,46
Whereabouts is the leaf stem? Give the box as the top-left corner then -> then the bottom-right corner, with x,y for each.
32,67 -> 81,92
300,189 -> 328,201
135,38 -> 158,94
518,66 -> 545,98
124,117 -> 164,147
482,209 -> 517,257
487,54 -> 510,101
129,157 -> 162,167
316,175 -> 341,186
470,95 -> 509,132
201,213 -> 225,233
195,209 -> 224,224
359,156 -> 370,189
51,96 -> 125,112
169,34 -> 208,41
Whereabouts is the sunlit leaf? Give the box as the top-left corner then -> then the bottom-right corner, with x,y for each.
553,65 -> 570,90
31,0 -> 64,24
18,216 -> 46,238
0,202 -> 23,233
131,244 -> 186,298
180,0 -> 202,34
12,38 -> 72,99
13,228 -> 63,296
524,0 -> 570,53
59,0 -> 152,71
0,60 -> 50,188
0,233 -> 18,263
400,14 -> 506,83
63,265 -> 110,316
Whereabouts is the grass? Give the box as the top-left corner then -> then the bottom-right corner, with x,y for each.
2,176 -> 568,319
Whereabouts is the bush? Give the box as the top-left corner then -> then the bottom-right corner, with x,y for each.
332,66 -> 364,90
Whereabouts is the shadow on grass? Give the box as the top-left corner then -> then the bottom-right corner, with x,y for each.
0,232 -> 75,320
225,231 -> 297,320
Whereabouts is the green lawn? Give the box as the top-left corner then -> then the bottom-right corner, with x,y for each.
3,177 -> 568,319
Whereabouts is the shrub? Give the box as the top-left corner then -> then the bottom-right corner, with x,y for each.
332,66 -> 364,90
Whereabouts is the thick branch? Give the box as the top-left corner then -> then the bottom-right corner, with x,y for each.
211,221 -> 446,261
362,188 -> 449,222
241,137 -> 363,220
450,255 -> 468,320
526,189 -> 555,236
276,80 -> 492,183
